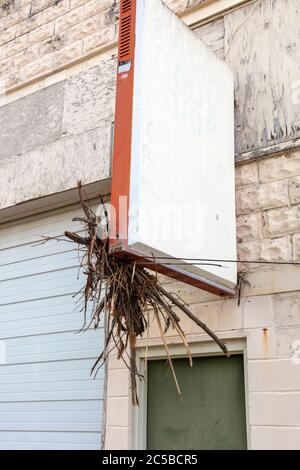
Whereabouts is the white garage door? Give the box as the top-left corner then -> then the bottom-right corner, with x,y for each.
0,203 -> 104,449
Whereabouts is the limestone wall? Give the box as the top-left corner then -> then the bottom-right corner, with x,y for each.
1,0 -> 300,450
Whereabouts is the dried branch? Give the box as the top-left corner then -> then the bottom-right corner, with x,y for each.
160,287 -> 230,358
46,182 -> 230,405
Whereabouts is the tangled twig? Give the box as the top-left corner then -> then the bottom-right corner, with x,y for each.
61,183 -> 229,405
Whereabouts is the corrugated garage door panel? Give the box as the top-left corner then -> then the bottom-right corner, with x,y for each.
0,202 -> 104,450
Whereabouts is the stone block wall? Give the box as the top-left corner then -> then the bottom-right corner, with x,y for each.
0,0 -> 118,90
0,55 -> 115,208
0,0 -> 208,209
0,0 -> 206,91
104,150 -> 300,451
1,0 -> 300,451
236,151 -> 300,269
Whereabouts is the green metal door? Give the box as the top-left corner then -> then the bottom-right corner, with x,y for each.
147,355 -> 247,450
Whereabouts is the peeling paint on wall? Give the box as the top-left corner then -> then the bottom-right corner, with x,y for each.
224,0 -> 300,155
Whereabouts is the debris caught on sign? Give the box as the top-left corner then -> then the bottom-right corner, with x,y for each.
45,183 -> 230,405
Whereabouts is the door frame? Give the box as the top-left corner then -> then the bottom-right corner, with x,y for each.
131,336 -> 250,450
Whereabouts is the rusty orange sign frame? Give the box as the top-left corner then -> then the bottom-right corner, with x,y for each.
109,0 -> 235,297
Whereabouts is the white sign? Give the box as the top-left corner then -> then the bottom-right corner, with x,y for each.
128,0 -> 236,291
